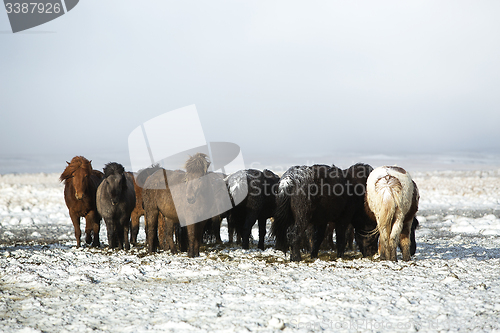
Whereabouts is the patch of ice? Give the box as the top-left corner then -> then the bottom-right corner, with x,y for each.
20,217 -> 33,226
448,215 -> 500,235
1,171 -> 500,332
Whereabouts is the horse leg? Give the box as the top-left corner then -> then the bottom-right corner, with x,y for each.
389,215 -> 404,262
193,222 -> 206,257
116,221 -> 124,250
379,229 -> 390,260
290,242 -> 302,262
242,211 -> 258,250
409,217 -> 418,256
228,225 -> 235,244
257,217 -> 267,250
187,224 -> 197,258
227,214 -> 235,245
288,218 -> 309,262
335,221 -> 348,258
130,210 -> 140,246
165,217 -> 177,254
346,223 -> 355,251
310,223 -> 327,259
69,211 -> 82,247
399,218 -> 413,261
213,216 -> 222,244
121,217 -> 131,251
87,210 -> 101,248
178,226 -> 188,253
145,208 -> 159,253
158,213 -> 168,251
335,207 -> 355,258
113,229 -> 119,249
84,213 -> 93,245
105,219 -> 116,249
323,222 -> 335,250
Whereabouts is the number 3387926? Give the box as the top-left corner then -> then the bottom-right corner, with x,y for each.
5,3 -> 61,14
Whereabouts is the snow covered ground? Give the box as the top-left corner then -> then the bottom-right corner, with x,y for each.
1,170 -> 500,332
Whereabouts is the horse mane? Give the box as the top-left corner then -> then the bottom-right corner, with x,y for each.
59,156 -> 92,182
103,162 -> 125,178
184,153 -> 210,175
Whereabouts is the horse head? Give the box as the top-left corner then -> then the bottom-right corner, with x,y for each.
184,153 -> 211,204
103,162 -> 127,205
60,156 -> 93,200
354,216 -> 379,257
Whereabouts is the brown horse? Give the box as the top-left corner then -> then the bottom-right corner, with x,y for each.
127,164 -> 163,246
127,172 -> 143,246
143,153 -> 225,257
60,156 -> 103,247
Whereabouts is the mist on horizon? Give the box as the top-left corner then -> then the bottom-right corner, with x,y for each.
1,1 -> 500,173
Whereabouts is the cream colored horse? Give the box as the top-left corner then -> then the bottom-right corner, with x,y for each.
365,166 -> 419,261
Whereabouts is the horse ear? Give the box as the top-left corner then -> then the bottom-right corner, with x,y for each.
206,161 -> 211,172
66,161 -> 70,165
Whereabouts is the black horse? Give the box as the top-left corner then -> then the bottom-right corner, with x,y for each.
342,163 -> 379,257
225,169 -> 280,250
97,162 -> 136,250
410,216 -> 419,256
272,164 -> 380,261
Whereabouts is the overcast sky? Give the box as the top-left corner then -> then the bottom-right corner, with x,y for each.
1,1 -> 500,172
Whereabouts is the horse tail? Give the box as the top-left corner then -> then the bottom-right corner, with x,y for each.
371,174 -> 403,259
271,182 -> 293,252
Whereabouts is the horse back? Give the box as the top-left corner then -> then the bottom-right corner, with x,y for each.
143,168 -> 182,221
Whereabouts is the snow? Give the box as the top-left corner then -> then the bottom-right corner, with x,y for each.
1,170 -> 500,332
278,166 -> 312,194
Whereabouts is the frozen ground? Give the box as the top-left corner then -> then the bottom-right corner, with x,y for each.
1,170 -> 500,332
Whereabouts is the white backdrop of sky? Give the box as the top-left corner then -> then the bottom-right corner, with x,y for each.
1,0 -> 500,172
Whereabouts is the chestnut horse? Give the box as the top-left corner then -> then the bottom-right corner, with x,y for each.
60,156 -> 103,247
365,166 -> 419,261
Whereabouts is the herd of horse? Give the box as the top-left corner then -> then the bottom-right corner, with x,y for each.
60,154 -> 419,262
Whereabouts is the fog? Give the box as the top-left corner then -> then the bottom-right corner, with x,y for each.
1,1 -> 500,173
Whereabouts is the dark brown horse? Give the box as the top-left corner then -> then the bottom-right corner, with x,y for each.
143,153 -> 224,257
97,162 -> 136,250
60,156 -> 103,247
